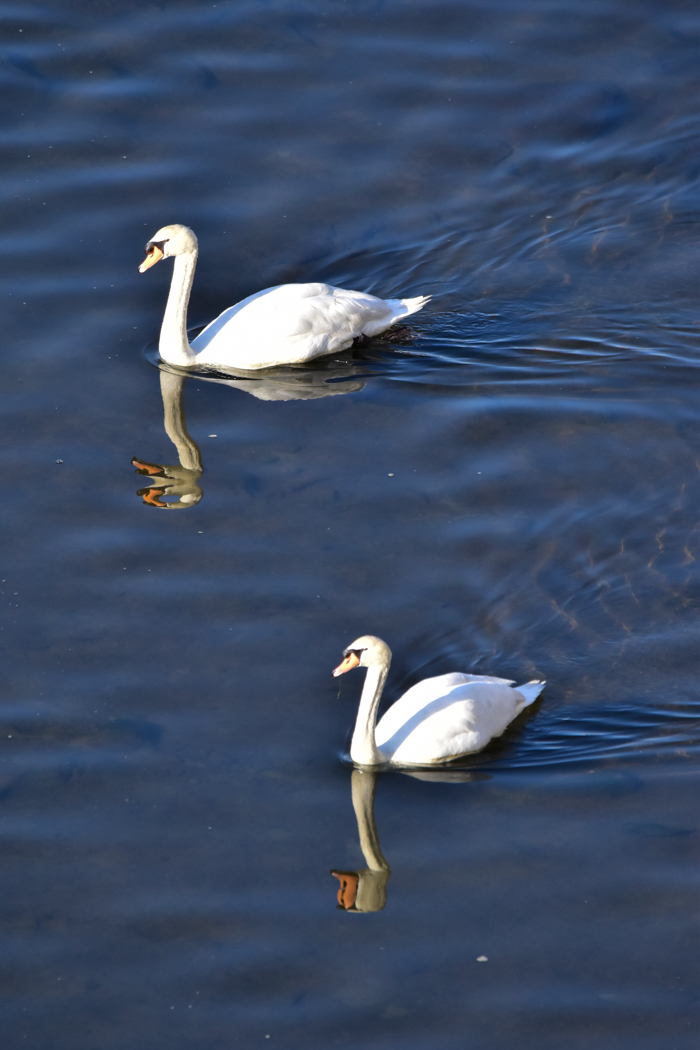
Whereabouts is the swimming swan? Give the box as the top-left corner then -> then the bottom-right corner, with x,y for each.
333,635 -> 545,767
139,224 -> 431,371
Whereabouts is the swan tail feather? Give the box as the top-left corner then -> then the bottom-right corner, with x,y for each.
375,295 -> 431,325
516,680 -> 546,707
397,294 -> 431,318
360,294 -> 431,336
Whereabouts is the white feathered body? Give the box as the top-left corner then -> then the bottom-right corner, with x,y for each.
190,283 -> 430,370
374,672 -> 545,765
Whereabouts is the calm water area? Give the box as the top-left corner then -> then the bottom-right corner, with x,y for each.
1,1 -> 698,1047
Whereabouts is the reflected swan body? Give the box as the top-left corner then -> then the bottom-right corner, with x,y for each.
139,225 -> 430,371
333,635 -> 545,767
132,360 -> 367,508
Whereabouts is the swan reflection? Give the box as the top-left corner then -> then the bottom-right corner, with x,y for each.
132,370 -> 203,509
132,358 -> 367,508
332,770 -> 391,913
332,767 -> 488,912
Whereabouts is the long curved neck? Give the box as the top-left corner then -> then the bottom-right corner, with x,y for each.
159,251 -> 197,366
350,662 -> 389,766
159,370 -> 202,473
351,770 -> 390,872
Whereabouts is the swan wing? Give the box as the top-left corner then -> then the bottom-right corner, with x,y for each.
376,680 -> 527,765
191,285 -> 288,351
374,673 -> 469,735
190,283 -> 427,369
192,284 -> 331,350
457,673 -> 517,686
375,671 -> 515,738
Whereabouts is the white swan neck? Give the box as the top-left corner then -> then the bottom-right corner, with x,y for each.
159,251 -> 197,366
350,663 -> 388,767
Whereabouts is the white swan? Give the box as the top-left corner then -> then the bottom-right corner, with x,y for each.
139,224 -> 431,371
333,635 -> 545,767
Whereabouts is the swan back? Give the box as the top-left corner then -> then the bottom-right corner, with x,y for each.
190,283 -> 402,369
375,674 -> 537,765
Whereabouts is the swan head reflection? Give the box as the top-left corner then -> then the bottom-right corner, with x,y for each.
331,866 -> 390,913
132,457 -> 203,509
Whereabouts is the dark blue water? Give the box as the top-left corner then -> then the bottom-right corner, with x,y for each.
1,1 -> 698,1047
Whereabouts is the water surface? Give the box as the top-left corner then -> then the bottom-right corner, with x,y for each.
0,1 -> 698,1047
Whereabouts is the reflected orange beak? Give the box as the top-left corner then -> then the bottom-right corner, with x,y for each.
132,457 -> 165,477
332,652 -> 360,677
138,245 -> 163,272
331,871 -> 359,910
138,487 -> 168,508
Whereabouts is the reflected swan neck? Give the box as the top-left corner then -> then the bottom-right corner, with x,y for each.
351,770 -> 390,872
159,369 -> 202,473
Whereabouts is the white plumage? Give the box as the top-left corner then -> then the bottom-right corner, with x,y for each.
139,225 -> 430,371
333,636 -> 545,768
192,283 -> 428,369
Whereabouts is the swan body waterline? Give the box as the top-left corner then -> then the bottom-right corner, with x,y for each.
139,225 -> 431,371
333,635 -> 545,768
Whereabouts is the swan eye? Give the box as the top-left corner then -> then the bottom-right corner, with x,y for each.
145,239 -> 167,253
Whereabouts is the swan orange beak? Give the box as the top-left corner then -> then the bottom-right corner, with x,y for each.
333,652 -> 360,677
331,871 -> 359,910
138,245 -> 163,272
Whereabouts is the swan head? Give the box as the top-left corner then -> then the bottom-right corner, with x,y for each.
139,224 -> 198,272
333,635 -> 392,676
